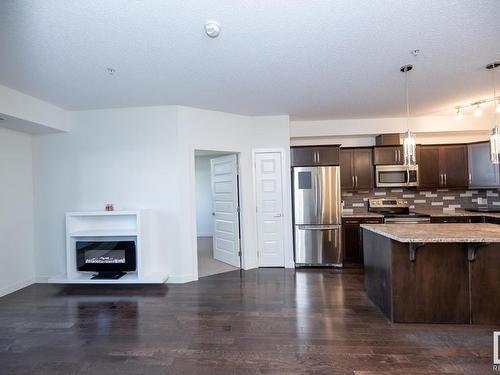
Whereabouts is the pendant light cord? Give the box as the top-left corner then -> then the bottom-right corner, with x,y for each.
493,66 -> 498,127
405,69 -> 410,130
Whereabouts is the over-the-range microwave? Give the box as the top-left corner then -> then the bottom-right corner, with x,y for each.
375,165 -> 419,188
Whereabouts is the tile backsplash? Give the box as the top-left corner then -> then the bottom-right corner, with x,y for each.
341,188 -> 500,213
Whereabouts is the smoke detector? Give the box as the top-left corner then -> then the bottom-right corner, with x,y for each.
205,21 -> 221,38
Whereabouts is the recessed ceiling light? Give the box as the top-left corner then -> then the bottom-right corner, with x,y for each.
410,49 -> 421,56
106,67 -> 116,75
205,21 -> 221,38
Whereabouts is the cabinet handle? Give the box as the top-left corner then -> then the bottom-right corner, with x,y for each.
344,220 -> 360,224
398,149 -> 401,163
439,173 -> 443,185
352,175 -> 355,187
444,173 -> 447,186
315,151 -> 320,163
355,175 -> 358,188
394,149 -> 398,162
469,173 -> 472,185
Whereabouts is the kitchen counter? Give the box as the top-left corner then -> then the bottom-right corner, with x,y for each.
412,208 -> 500,218
362,223 -> 500,324
360,223 -> 500,243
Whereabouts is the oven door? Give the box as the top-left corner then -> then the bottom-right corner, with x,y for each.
384,217 -> 430,224
375,165 -> 419,187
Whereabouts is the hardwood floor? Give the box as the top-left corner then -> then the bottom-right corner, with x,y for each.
0,268 -> 497,374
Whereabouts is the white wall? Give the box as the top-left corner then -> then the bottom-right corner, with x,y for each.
0,128 -> 35,296
0,84 -> 72,133
32,106 -> 178,281
195,156 -> 213,237
32,105 -> 292,284
176,106 -> 293,281
290,116 -> 494,147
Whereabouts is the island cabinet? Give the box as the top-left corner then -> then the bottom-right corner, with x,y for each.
339,148 -> 373,191
373,146 -> 404,165
290,146 -> 339,166
468,141 -> 500,188
362,223 -> 500,324
417,144 -> 468,189
342,217 -> 383,264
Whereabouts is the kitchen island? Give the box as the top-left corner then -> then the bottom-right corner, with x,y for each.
361,223 -> 500,324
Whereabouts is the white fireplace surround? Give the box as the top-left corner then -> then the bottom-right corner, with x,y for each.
49,210 -> 168,284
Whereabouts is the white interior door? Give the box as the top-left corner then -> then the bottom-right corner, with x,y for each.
210,154 -> 241,268
255,152 -> 285,267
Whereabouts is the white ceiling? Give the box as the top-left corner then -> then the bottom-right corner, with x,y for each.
0,0 -> 499,120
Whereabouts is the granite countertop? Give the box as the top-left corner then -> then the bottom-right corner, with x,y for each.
343,208 -> 500,219
411,208 -> 500,218
360,223 -> 500,243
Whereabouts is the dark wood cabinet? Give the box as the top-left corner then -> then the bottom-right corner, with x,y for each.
441,145 -> 468,188
418,146 -> 441,188
342,217 -> 383,264
339,148 -> 373,191
290,146 -> 339,166
373,146 -> 404,165
417,145 -> 468,189
468,142 -> 500,188
485,216 -> 500,224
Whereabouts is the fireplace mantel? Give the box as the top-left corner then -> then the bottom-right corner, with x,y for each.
49,210 -> 169,284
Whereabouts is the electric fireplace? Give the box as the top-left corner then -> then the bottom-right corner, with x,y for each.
76,240 -> 136,279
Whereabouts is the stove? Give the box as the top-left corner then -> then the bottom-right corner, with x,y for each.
368,198 -> 431,224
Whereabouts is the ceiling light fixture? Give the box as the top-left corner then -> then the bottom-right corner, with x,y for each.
205,21 -> 221,38
456,107 -> 464,120
487,62 -> 500,164
474,103 -> 482,117
400,64 -> 416,166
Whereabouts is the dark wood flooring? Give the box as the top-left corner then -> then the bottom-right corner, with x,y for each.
0,268 -> 497,374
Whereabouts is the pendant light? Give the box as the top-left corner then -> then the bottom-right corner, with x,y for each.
487,62 -> 500,164
401,64 -> 416,166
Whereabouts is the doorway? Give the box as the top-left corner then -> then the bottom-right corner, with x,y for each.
194,150 -> 241,277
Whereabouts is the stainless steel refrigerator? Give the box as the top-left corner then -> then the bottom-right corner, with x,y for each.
293,166 -> 342,266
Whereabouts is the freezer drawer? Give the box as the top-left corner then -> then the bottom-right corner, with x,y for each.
294,225 -> 342,266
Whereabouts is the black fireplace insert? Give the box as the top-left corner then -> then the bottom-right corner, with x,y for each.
76,240 -> 136,279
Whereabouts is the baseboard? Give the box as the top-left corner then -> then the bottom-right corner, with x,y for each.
0,277 -> 35,298
34,275 -> 52,283
196,233 -> 213,238
167,274 -> 195,284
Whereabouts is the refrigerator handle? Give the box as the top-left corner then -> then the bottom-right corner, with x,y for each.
316,171 -> 321,219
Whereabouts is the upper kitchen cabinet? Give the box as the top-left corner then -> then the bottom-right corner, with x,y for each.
418,144 -> 468,189
339,148 -> 373,191
373,146 -> 404,165
290,146 -> 340,166
468,142 -> 500,188
440,144 -> 468,188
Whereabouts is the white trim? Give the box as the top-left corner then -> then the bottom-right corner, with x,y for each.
167,274 -> 196,284
252,148 -> 295,268
0,277 -> 35,298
